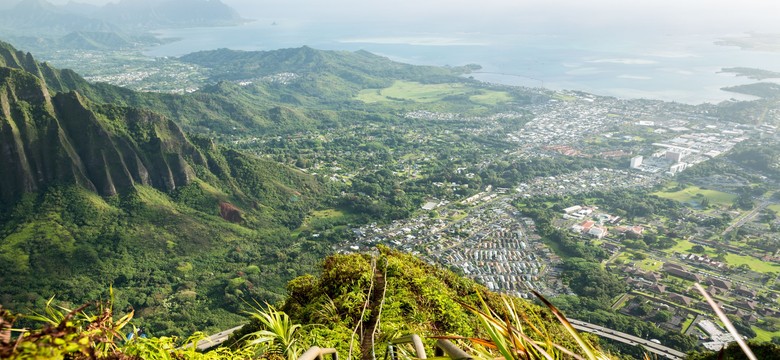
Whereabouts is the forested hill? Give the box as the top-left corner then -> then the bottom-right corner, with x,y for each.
0,42 -> 329,335
0,40 -> 486,136
179,46 -> 477,85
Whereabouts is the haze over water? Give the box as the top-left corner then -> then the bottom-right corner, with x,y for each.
133,0 -> 780,104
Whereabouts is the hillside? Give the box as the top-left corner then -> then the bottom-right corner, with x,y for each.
1,246 -> 614,360
179,46 -> 472,85
0,45 -> 330,336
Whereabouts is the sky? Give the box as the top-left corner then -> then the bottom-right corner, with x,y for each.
34,0 -> 780,35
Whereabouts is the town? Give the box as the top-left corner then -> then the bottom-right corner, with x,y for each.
331,91 -> 780,349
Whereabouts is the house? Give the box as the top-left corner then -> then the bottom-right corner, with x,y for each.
706,277 -> 732,290
641,271 -> 663,283
668,293 -> 694,307
649,284 -> 667,294
628,226 -> 644,238
580,220 -> 596,232
733,300 -> 758,311
664,266 -> 702,282
707,286 -> 728,297
734,285 -> 757,299
697,300 -> 727,312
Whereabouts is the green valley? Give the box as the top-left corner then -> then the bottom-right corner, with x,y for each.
1,35 -> 780,360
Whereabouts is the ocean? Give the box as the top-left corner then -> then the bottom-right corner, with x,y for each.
145,20 -> 780,104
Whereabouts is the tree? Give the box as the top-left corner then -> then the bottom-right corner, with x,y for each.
561,258 -> 627,301
650,310 -> 672,323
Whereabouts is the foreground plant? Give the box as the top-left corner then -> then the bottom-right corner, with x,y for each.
443,291 -> 614,360
0,296 -> 132,359
242,304 -> 303,360
0,298 -> 258,360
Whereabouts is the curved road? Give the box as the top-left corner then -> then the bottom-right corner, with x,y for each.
569,319 -> 687,360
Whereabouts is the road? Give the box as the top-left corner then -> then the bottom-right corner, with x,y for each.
187,325 -> 244,351
569,319 -> 687,360
721,198 -> 771,236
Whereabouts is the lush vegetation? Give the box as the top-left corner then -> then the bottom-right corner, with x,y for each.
0,248 -> 608,360
0,41 -> 339,337
2,37 -> 780,360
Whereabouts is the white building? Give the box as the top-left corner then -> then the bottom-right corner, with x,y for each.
669,162 -> 688,174
630,155 -> 644,169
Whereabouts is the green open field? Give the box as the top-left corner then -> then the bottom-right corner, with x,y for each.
653,184 -> 737,206
725,253 -> 780,274
469,91 -> 514,105
753,326 -> 780,342
552,93 -> 576,101
665,239 -> 712,254
295,208 -> 357,235
635,258 -> 663,271
768,204 -> 780,213
665,240 -> 779,273
357,80 -> 512,105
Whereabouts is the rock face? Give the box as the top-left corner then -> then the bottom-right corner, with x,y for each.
0,65 -> 206,205
218,201 -> 242,223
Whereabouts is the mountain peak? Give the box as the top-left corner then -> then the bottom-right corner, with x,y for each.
12,0 -> 59,12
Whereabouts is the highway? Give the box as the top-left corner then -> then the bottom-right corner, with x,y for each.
188,325 -> 244,351
569,319 -> 687,360
721,198 -> 771,236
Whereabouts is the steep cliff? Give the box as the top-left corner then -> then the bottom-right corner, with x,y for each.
0,66 -> 204,204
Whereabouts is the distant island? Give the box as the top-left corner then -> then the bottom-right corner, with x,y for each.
716,33 -> 780,52
720,67 -> 780,81
722,82 -> 780,99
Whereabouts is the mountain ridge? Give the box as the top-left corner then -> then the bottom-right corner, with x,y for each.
0,0 -> 244,44
0,43 -> 330,336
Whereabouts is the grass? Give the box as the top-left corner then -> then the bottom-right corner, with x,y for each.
635,258 -> 662,272
665,240 -> 779,273
552,93 -> 576,101
356,80 -> 511,105
768,204 -> 780,213
448,211 -> 468,222
295,208 -> 357,234
469,91 -> 514,105
664,239 -> 702,254
680,315 -> 695,334
753,326 -> 780,342
653,185 -> 737,206
725,253 -> 780,274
